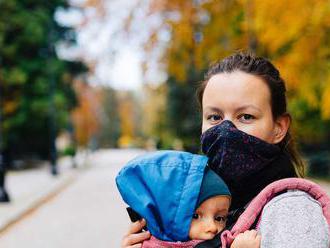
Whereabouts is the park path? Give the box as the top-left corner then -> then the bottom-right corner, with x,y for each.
0,149 -> 146,248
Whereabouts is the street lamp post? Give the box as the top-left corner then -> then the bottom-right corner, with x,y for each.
48,18 -> 58,176
0,152 -> 10,202
0,83 -> 10,202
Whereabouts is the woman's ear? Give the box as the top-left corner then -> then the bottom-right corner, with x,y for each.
273,113 -> 291,144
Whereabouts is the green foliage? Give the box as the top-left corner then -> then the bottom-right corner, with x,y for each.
60,145 -> 76,157
0,0 -> 85,158
166,75 -> 201,153
290,98 -> 330,146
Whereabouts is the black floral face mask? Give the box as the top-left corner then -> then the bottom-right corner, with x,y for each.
201,120 -> 296,212
201,120 -> 281,184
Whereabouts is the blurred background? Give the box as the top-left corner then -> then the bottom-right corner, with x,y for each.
1,0 -> 330,247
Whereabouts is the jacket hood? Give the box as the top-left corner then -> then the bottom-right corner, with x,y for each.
116,150 -> 208,241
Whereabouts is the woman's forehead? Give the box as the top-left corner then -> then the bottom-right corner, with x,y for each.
203,72 -> 271,109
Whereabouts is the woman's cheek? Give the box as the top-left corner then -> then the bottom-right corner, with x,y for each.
241,125 -> 274,143
201,121 -> 211,134
202,120 -> 275,144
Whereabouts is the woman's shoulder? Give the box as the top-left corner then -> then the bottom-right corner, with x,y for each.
259,189 -> 329,247
262,189 -> 326,226
263,189 -> 322,210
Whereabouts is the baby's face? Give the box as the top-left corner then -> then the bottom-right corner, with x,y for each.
189,195 -> 230,240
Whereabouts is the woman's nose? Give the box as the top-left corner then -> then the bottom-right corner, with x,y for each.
223,117 -> 234,124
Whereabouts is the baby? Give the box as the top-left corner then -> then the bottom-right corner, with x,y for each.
189,165 -> 230,241
116,151 -> 260,247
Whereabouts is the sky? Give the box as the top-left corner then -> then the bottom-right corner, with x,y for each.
55,0 -> 166,91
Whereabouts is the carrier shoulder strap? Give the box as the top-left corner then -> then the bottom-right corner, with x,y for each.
220,178 -> 330,248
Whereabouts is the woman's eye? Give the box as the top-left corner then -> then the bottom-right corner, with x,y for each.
207,114 -> 222,122
215,216 -> 227,222
192,213 -> 199,219
238,114 -> 255,122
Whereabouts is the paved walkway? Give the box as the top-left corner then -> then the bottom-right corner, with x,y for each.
0,153 -> 89,233
0,149 -> 146,248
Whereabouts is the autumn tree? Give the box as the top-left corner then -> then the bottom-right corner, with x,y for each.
248,0 -> 330,145
71,79 -> 102,148
117,91 -> 142,148
96,87 -> 121,148
132,0 -> 330,149
141,83 -> 169,148
136,1 -> 247,151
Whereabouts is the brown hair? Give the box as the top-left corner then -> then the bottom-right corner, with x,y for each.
197,52 -> 305,177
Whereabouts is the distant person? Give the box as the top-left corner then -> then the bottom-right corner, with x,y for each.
144,138 -> 157,151
172,138 -> 184,151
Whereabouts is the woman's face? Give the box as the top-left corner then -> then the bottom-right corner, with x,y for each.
202,71 -> 287,144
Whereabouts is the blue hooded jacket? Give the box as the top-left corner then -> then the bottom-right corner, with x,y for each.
116,150 -> 208,242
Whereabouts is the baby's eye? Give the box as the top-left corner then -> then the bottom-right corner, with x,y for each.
192,213 -> 199,219
238,114 -> 255,123
215,215 -> 227,222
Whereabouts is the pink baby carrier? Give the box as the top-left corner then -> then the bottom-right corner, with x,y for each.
221,178 -> 330,248
142,178 -> 330,248
142,237 -> 203,248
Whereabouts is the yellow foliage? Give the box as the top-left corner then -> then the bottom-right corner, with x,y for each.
118,135 -> 134,148
247,0 -> 330,116
141,83 -> 167,137
141,0 -> 330,141
117,92 -> 137,145
321,77 -> 330,120
3,100 -> 18,114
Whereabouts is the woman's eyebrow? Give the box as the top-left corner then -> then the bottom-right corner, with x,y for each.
235,105 -> 261,113
204,106 -> 223,113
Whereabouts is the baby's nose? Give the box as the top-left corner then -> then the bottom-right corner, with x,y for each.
204,219 -> 218,234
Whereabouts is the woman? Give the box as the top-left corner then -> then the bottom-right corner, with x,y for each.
121,52 -> 329,247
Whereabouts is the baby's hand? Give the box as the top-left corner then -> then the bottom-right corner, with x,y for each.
230,230 -> 261,248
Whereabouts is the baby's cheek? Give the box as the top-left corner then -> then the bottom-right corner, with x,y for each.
189,221 -> 201,239
217,223 -> 225,233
